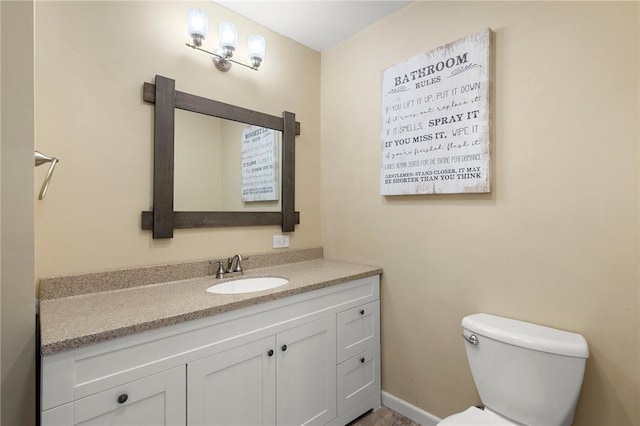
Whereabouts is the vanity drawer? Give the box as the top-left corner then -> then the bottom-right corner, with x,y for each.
336,300 -> 379,363
41,366 -> 186,426
337,346 -> 380,416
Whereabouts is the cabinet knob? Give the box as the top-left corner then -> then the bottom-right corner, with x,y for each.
268,349 -> 274,357
360,309 -> 365,315
360,357 -> 365,364
281,344 -> 288,352
117,394 -> 128,404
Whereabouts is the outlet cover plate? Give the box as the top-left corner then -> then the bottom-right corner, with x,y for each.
273,235 -> 289,249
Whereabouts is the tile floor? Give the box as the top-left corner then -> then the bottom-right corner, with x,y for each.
346,406 -> 421,426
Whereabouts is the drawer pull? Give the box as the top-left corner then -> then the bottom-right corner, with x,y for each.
268,349 -> 274,357
360,357 -> 365,363
360,309 -> 365,315
281,344 -> 288,352
117,394 -> 128,404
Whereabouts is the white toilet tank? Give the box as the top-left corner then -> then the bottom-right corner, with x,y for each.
462,314 -> 589,426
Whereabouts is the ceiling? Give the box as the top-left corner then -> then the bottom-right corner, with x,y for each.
217,1 -> 413,52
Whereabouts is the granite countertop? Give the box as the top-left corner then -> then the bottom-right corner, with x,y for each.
39,257 -> 382,355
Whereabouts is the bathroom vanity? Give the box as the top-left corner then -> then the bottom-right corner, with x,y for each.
39,252 -> 381,426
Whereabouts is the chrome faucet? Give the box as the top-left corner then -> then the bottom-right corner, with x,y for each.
228,254 -> 243,274
214,254 -> 243,279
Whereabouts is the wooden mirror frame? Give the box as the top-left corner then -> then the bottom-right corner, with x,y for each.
141,75 -> 300,239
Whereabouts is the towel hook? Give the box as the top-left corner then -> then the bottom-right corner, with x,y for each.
34,151 -> 59,200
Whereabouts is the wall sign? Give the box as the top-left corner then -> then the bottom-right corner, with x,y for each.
241,125 -> 279,202
381,28 -> 492,195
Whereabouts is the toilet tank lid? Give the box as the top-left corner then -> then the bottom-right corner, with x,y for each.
462,313 -> 589,358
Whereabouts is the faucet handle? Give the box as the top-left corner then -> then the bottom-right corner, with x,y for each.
216,260 -> 227,278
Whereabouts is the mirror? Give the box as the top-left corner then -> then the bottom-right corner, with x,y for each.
174,111 -> 281,212
141,75 -> 300,239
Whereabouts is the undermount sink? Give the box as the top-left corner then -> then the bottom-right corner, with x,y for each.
206,277 -> 289,294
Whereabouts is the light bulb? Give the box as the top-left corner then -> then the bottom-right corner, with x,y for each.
248,34 -> 266,69
187,9 -> 208,47
219,22 -> 238,50
248,34 -> 265,60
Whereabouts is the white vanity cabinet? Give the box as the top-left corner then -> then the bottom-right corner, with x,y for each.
40,275 -> 380,426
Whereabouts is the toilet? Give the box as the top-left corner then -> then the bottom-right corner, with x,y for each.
439,313 -> 589,426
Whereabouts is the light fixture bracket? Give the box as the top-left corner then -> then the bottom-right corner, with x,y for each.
213,48 -> 232,72
186,43 -> 259,71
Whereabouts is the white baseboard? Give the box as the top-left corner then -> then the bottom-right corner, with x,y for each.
381,391 -> 441,426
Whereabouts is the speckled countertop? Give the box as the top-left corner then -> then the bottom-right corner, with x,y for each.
39,249 -> 382,355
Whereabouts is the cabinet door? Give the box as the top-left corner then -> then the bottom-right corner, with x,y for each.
276,316 -> 337,426
187,336 -> 276,426
42,366 -> 186,426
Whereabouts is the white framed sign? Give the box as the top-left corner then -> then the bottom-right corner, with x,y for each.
381,28 -> 492,195
241,125 -> 279,202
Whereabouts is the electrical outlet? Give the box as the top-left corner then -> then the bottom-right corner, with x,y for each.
273,235 -> 289,249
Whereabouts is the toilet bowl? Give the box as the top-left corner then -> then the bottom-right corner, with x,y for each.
439,406 -> 516,425
438,313 -> 589,426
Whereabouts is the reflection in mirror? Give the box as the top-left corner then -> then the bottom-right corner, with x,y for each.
240,125 -> 280,206
174,110 -> 281,212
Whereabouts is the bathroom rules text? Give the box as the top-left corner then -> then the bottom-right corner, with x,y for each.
241,125 -> 279,202
380,28 -> 492,195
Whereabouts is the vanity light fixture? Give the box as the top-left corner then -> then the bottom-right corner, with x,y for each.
186,8 -> 266,72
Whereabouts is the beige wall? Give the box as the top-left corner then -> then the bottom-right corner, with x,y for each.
321,2 -> 639,425
34,1 -> 321,278
174,109 -> 222,211
1,1 -> 36,425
